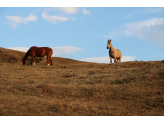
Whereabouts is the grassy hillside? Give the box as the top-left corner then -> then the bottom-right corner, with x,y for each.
0,47 -> 164,116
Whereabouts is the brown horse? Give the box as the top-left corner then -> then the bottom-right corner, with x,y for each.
107,39 -> 122,63
22,46 -> 53,66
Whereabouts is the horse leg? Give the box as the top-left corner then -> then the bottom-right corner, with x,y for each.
50,58 -> 53,66
110,56 -> 112,63
117,58 -> 119,63
32,56 -> 36,65
46,56 -> 50,66
49,49 -> 53,66
114,58 -> 117,63
114,59 -> 117,63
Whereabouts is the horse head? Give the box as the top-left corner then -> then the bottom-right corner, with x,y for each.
108,39 -> 111,42
107,39 -> 112,49
22,56 -> 27,65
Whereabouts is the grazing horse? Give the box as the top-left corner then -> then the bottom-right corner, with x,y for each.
22,46 -> 53,66
107,39 -> 122,63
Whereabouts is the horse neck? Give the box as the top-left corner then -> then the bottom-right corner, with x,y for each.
110,45 -> 116,52
23,52 -> 30,60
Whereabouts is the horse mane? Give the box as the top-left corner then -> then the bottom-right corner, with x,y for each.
23,46 -> 36,59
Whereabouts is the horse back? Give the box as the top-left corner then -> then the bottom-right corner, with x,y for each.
116,49 -> 122,56
44,47 -> 53,55
29,46 -> 53,57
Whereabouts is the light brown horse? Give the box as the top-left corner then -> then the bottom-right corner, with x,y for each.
107,39 -> 122,63
22,46 -> 53,66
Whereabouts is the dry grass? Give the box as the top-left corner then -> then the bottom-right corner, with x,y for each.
0,47 -> 164,116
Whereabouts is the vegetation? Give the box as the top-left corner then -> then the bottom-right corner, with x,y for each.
0,47 -> 164,116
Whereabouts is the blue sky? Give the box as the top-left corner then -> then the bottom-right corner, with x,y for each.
0,6 -> 164,63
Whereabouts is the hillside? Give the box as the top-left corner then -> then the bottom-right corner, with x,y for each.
0,47 -> 87,66
0,47 -> 25,63
0,47 -> 164,116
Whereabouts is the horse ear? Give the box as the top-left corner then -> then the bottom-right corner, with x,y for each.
110,39 -> 111,42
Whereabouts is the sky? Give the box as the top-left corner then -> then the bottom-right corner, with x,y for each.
1,3 -> 164,63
